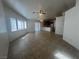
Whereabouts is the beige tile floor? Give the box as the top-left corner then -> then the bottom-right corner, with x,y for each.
8,31 -> 79,59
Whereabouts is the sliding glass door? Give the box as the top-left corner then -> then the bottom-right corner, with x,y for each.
35,22 -> 40,32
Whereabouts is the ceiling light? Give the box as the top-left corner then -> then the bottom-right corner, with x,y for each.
39,13 -> 43,16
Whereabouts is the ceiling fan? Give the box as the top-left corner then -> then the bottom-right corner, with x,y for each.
33,10 -> 46,15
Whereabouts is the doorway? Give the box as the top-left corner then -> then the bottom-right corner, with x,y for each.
35,22 -> 40,32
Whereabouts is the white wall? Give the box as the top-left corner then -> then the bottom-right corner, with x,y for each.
63,2 -> 79,49
9,30 -> 27,42
3,4 -> 27,42
0,0 -> 9,59
55,16 -> 64,35
76,0 -> 79,6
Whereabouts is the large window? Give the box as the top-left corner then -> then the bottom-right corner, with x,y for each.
17,20 -> 22,30
17,20 -> 27,30
10,18 -> 17,32
10,18 -> 27,32
24,21 -> 27,29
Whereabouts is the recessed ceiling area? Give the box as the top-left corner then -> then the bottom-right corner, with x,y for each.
3,0 -> 76,20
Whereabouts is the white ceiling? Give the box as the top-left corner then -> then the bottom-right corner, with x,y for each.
4,0 -> 75,20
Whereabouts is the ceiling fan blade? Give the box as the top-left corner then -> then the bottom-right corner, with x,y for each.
33,12 -> 35,13
42,12 -> 46,14
33,11 -> 39,14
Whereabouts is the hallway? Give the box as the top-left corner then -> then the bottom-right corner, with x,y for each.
8,31 -> 79,59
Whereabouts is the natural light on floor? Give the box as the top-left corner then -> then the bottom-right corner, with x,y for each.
54,52 -> 72,59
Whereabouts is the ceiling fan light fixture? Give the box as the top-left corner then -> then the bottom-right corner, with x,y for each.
39,13 -> 43,16
33,10 -> 46,15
